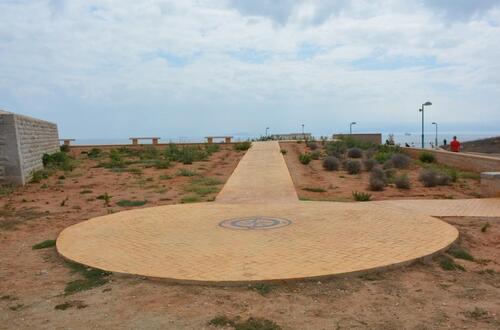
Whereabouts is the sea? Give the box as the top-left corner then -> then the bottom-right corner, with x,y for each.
71,132 -> 500,149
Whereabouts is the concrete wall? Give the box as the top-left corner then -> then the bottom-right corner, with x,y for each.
403,147 -> 500,173
0,111 -> 59,185
333,133 -> 382,145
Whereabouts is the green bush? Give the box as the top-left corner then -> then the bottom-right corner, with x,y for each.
310,150 -> 321,160
345,160 -> 362,174
32,239 -> 56,250
299,153 -> 312,165
116,200 -> 147,207
369,167 -> 387,191
352,191 -> 372,201
391,153 -> 410,169
419,170 -> 438,187
306,141 -> 318,150
394,174 -> 410,189
325,141 -> 347,158
419,151 -> 435,163
374,151 -> 392,164
363,158 -> 377,171
234,142 -> 252,151
347,148 -> 363,158
60,144 -> 70,153
323,156 -> 340,171
87,148 -> 102,158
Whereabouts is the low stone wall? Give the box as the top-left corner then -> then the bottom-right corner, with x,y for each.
403,147 -> 500,173
333,133 -> 382,145
0,110 -> 59,185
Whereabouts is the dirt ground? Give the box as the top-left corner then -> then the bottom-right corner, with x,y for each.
1,144 -> 499,329
280,142 -> 482,202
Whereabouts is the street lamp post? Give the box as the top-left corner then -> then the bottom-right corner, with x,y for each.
432,122 -> 438,149
419,101 -> 432,148
349,122 -> 357,135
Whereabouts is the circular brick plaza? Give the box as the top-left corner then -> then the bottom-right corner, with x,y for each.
57,201 -> 458,285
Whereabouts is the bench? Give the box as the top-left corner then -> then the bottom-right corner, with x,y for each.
205,136 -> 233,144
59,139 -> 75,146
129,137 -> 160,145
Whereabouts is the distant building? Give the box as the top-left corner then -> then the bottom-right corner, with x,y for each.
333,133 -> 382,145
270,133 -> 312,140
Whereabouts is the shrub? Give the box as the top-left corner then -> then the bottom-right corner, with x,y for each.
384,168 -> 396,182
369,168 -> 387,191
310,150 -> 321,160
352,191 -> 372,201
60,144 -> 70,153
178,169 -> 197,177
383,160 -> 394,169
369,178 -> 385,191
391,153 -> 410,169
234,142 -> 251,151
302,187 -> 326,193
280,149 -> 287,155
345,160 -> 362,174
374,151 -> 392,164
363,158 -> 377,171
419,170 -> 438,187
154,160 -> 171,169
31,169 -> 50,183
394,174 -> 410,189
419,151 -> 435,163
299,153 -> 312,165
436,173 -> 452,186
323,156 -> 340,171
42,151 -> 75,171
116,199 -> 147,207
87,148 -> 102,158
347,148 -> 363,158
32,239 -> 56,250
325,141 -> 347,158
306,141 -> 318,150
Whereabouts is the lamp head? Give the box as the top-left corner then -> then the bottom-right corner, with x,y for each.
423,101 -> 432,106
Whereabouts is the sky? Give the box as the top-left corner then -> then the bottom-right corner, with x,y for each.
1,0 -> 500,139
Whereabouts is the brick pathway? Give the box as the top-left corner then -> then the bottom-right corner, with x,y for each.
57,141 -> 498,284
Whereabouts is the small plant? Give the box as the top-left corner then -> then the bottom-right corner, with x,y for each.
97,192 -> 112,207
448,245 -> 474,261
481,222 -> 490,232
363,158 -> 377,171
80,189 -> 93,194
352,191 -> 371,201
250,283 -> 272,295
87,148 -> 102,158
208,315 -> 235,327
436,173 -> 452,186
31,169 -> 50,183
464,307 -> 489,320
322,156 -> 340,171
178,169 -> 197,177
390,153 -> 410,169
419,151 -> 435,163
369,168 -> 387,191
60,144 -> 70,153
345,160 -> 362,175
234,141 -> 252,151
394,174 -> 410,189
0,184 -> 15,196
302,187 -> 326,193
60,197 -> 69,207
32,239 -> 56,250
64,261 -> 111,295
116,200 -> 147,207
280,149 -> 287,155
310,150 -> 321,160
437,255 -> 465,271
374,151 -> 392,164
159,174 -> 173,180
419,170 -> 438,187
299,153 -> 312,165
347,147 -> 363,158
181,194 -> 200,203
306,141 -> 318,150
54,300 -> 87,310
154,160 -> 171,169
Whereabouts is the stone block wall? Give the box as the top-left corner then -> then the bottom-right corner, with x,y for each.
333,133 -> 382,145
403,147 -> 500,173
0,110 -> 59,185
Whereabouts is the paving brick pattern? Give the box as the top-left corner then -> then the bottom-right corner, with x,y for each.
57,141 -> 498,284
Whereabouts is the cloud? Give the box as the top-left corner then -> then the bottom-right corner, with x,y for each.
421,0 -> 500,21
0,0 -> 499,139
